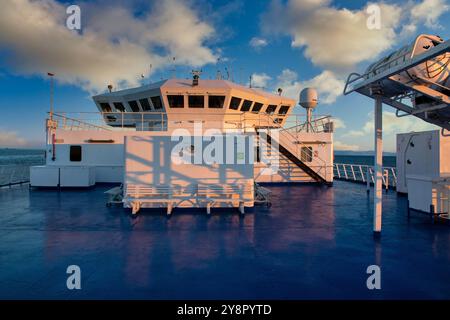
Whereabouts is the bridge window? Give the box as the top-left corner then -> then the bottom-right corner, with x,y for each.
301,147 -> 313,163
208,95 -> 225,108
139,98 -> 151,111
150,96 -> 163,110
99,103 -> 112,112
128,100 -> 140,112
252,102 -> 263,112
279,105 -> 290,115
70,146 -> 82,162
113,102 -> 125,112
265,105 -> 277,115
240,100 -> 253,112
168,95 -> 184,108
229,97 -> 242,110
188,95 -> 204,108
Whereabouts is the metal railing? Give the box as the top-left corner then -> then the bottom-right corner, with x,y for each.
0,165 -> 32,187
334,163 -> 397,190
49,111 -> 333,133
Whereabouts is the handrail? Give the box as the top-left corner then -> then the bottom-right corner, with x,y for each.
334,163 -> 397,189
0,165 -> 33,187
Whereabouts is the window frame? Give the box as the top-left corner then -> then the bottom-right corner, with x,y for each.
128,100 -> 140,112
99,102 -> 112,112
188,95 -> 205,108
229,97 -> 242,110
113,102 -> 125,112
70,145 -> 82,162
208,95 -> 226,109
265,105 -> 277,115
139,98 -> 152,111
301,146 -> 313,163
150,96 -> 163,110
240,100 -> 253,112
167,95 -> 184,108
278,105 -> 290,115
252,102 -> 263,113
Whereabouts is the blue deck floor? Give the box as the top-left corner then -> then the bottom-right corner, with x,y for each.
0,181 -> 449,300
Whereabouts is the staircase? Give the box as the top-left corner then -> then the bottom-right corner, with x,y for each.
254,118 -> 331,185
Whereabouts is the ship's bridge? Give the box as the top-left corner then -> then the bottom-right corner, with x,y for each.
92,79 -> 296,131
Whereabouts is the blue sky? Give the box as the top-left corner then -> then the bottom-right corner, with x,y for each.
0,0 -> 449,151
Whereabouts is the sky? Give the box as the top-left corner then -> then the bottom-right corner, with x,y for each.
0,0 -> 449,151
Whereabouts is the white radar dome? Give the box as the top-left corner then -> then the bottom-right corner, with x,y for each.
299,88 -> 318,109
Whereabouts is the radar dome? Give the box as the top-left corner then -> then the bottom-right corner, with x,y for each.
299,88 -> 318,109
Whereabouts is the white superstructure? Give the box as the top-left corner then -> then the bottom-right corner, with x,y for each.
31,77 -> 334,213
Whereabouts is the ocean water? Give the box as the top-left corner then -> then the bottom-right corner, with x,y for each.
334,155 -> 396,168
0,149 -> 396,167
0,149 -> 46,166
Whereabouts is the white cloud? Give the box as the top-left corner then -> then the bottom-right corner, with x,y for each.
334,140 -> 360,151
0,0 -> 217,93
249,37 -> 268,50
276,69 -> 344,104
261,0 -> 401,69
333,118 -> 346,130
261,0 -> 448,70
250,73 -> 271,88
411,0 -> 450,29
0,129 -> 27,147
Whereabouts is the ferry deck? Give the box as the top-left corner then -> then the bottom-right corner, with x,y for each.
0,180 -> 449,300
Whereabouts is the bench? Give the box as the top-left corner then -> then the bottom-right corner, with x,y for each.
123,184 -> 181,215
197,183 -> 254,215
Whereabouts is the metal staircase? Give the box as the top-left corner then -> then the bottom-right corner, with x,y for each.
254,116 -> 330,185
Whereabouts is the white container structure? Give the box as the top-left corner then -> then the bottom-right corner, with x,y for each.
397,130 -> 450,193
59,166 -> 96,187
30,166 -> 59,187
406,175 -> 450,214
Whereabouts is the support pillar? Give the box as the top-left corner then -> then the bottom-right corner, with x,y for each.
373,97 -> 383,236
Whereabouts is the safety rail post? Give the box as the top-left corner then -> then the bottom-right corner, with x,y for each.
351,165 -> 356,181
384,169 -> 389,192
366,166 -> 371,193
359,165 -> 365,182
343,164 -> 348,179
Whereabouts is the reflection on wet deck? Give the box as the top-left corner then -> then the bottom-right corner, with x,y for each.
0,181 -> 449,299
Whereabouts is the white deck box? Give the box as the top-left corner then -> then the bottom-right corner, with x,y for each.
60,166 -> 96,187
397,130 -> 450,193
406,174 -> 450,213
30,166 -> 60,187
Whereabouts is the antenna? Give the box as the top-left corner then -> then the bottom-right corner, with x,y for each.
249,75 -> 252,88
170,57 -> 176,78
149,64 -> 152,84
47,72 -> 55,120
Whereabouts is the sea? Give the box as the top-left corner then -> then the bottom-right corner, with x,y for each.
0,148 -> 396,167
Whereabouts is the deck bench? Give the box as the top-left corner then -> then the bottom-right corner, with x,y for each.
197,183 -> 254,215
123,184 -> 180,215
